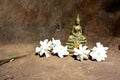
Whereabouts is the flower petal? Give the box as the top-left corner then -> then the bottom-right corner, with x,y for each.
45,52 -> 50,58
36,47 -> 40,53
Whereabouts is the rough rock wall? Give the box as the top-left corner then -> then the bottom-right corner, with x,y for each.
0,0 -> 120,43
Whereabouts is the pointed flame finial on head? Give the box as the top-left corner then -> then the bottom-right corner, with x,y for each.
76,14 -> 80,25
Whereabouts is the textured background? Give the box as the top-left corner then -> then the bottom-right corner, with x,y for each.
0,0 -> 120,44
0,1 -> 120,80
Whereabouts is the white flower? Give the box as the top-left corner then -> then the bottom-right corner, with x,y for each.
51,38 -> 61,48
36,39 -> 52,58
90,42 -> 108,62
52,45 -> 69,58
36,47 -> 40,53
73,44 -> 90,61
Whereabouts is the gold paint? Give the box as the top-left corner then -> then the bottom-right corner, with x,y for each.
66,14 -> 87,52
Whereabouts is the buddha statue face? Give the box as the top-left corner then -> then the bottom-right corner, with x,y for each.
75,20 -> 80,25
74,26 -> 81,32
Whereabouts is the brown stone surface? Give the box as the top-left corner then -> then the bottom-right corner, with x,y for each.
0,37 -> 120,80
0,0 -> 120,80
0,0 -> 120,43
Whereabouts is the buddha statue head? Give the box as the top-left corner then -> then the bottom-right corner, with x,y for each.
74,25 -> 81,32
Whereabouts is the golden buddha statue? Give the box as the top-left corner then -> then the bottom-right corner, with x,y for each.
66,14 -> 87,52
